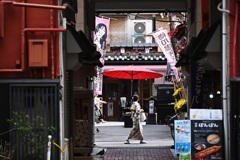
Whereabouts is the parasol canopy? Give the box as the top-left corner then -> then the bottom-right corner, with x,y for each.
102,65 -> 163,95
102,65 -> 163,80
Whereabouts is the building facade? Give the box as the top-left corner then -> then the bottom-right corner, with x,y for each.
0,0 -> 101,159
1,0 -> 240,159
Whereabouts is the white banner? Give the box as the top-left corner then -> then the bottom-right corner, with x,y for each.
152,27 -> 180,82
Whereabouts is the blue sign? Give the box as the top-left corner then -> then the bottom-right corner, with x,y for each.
174,120 -> 191,155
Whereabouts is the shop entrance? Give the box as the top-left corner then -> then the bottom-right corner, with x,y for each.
102,82 -> 120,121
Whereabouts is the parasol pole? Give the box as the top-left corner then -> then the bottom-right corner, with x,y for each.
130,71 -> 134,96
131,79 -> 133,96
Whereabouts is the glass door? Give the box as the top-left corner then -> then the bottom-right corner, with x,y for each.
104,82 -> 120,121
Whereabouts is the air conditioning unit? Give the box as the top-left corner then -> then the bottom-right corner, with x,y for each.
131,20 -> 153,43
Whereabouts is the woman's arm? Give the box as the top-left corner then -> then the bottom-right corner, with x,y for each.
99,100 -> 107,104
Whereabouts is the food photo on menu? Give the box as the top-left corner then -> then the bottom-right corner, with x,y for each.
191,120 -> 223,160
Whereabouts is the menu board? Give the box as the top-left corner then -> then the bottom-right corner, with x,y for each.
190,119 -> 223,159
190,109 -> 222,120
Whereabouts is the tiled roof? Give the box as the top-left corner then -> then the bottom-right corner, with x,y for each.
104,52 -> 166,61
110,43 -> 158,48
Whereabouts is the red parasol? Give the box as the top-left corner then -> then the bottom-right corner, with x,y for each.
102,65 -> 163,95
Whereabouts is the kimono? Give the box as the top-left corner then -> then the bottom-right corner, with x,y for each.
127,101 -> 144,141
94,97 -> 104,123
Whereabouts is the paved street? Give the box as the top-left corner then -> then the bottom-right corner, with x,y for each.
84,121 -> 179,160
94,121 -> 174,148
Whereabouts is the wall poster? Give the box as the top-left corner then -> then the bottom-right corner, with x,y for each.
174,120 -> 191,159
107,102 -> 113,117
149,100 -> 155,114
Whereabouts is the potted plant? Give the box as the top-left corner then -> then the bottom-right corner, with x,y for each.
172,87 -> 184,100
174,98 -> 187,113
7,112 -> 56,160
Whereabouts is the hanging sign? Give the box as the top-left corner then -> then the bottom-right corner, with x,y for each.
94,17 -> 110,95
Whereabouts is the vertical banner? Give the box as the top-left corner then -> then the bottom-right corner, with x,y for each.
152,27 -> 180,82
190,109 -> 223,160
94,17 -> 110,64
94,17 -> 110,95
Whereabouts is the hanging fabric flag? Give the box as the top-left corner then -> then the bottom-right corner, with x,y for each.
94,17 -> 110,65
93,17 -> 110,95
152,27 -> 181,82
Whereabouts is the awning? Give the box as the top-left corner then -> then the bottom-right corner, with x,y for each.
66,25 -> 102,70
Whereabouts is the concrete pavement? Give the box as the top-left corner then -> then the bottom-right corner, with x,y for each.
80,121 -> 179,160
94,121 -> 175,148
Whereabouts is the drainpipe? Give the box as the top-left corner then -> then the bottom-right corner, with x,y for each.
21,0 -> 25,73
50,0 -> 55,79
3,1 -> 66,10
23,28 -> 66,32
59,23 -> 65,160
217,1 -> 230,160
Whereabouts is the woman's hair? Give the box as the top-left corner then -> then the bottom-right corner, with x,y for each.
132,94 -> 139,101
95,23 -> 107,50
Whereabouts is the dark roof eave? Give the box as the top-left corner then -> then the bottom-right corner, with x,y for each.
67,25 -> 102,67
104,60 -> 167,65
175,20 -> 221,67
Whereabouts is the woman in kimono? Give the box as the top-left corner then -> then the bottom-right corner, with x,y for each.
94,23 -> 107,51
124,94 -> 146,144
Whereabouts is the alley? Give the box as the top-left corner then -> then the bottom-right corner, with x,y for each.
94,121 -> 174,148
76,121 -> 179,160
